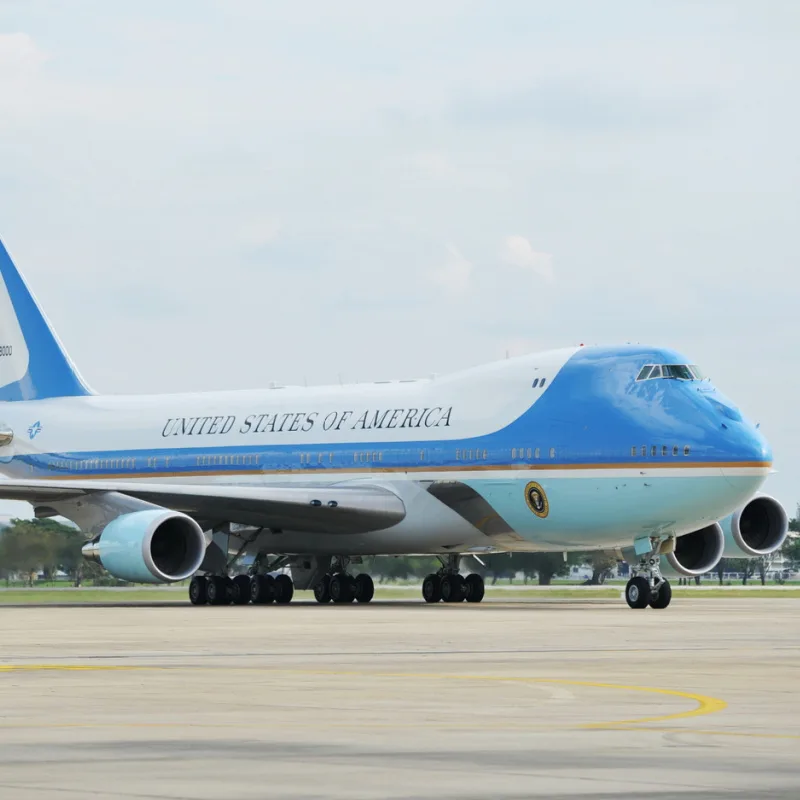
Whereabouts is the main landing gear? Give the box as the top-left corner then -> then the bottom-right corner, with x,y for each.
312,558 -> 375,604
422,555 -> 485,604
624,555 -> 672,610
188,573 -> 295,606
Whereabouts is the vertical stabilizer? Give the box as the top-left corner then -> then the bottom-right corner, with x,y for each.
0,239 -> 92,401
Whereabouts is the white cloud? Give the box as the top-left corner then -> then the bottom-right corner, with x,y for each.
0,33 -> 46,74
237,217 -> 283,247
501,235 -> 554,281
430,244 -> 472,294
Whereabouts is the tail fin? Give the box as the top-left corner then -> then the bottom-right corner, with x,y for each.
0,239 -> 92,401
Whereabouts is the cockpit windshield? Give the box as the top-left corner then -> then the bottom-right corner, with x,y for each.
636,364 -> 706,382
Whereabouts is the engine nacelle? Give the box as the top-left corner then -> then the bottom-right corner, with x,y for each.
663,522 -> 725,577
82,509 -> 206,584
720,495 -> 788,558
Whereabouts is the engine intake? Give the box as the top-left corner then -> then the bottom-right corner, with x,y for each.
82,509 -> 206,584
722,495 -> 788,558
665,522 -> 724,577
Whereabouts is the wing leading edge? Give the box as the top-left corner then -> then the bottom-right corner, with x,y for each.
0,479 -> 406,534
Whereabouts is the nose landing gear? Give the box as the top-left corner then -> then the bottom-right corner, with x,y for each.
625,555 -> 672,610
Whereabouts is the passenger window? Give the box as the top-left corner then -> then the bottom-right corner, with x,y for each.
511,448 -> 516,459
684,445 -> 691,456
540,378 -> 547,388
549,447 -> 556,459
641,446 -> 647,457
661,445 -> 668,456
673,446 -> 678,456
651,445 -> 657,457
631,446 -> 637,457
535,448 -> 540,459
532,378 -> 539,388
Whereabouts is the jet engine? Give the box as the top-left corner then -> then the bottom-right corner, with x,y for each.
720,495 -> 788,558
664,522 -> 725,577
82,508 -> 206,584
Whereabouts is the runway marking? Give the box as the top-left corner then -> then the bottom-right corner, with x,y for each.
0,664 -> 726,730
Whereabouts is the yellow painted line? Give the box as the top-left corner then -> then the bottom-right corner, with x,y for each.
0,665 -> 726,729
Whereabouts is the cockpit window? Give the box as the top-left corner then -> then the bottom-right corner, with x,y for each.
636,363 -> 704,382
662,364 -> 694,380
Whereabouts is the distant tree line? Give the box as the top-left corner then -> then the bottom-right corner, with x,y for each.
0,513 -> 798,587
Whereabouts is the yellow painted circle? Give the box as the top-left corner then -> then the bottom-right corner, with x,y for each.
525,481 -> 549,518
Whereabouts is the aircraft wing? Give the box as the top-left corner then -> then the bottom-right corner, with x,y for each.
0,479 -> 406,534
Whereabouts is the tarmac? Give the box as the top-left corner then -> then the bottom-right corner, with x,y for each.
1,598 -> 799,799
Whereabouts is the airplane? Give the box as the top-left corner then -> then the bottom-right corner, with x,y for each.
0,238 -> 787,610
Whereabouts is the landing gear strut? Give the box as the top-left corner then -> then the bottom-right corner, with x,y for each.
422,554 -> 485,604
625,554 -> 672,610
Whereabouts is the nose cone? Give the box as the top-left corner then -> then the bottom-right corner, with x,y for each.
699,391 -> 772,465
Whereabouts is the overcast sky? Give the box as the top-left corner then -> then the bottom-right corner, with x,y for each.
0,1 -> 798,516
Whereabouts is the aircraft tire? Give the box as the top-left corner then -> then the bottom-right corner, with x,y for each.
422,574 -> 441,603
441,574 -> 465,603
274,574 -> 294,604
206,576 -> 229,606
314,575 -> 332,604
354,573 -> 374,603
625,576 -> 651,609
231,574 -> 252,605
465,573 -> 485,603
250,574 -> 275,605
330,573 -> 355,604
189,575 -> 207,605
649,579 -> 672,609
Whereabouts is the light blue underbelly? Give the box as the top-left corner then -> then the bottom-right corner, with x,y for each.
465,473 -> 764,549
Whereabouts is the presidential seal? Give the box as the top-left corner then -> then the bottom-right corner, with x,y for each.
524,481 -> 549,518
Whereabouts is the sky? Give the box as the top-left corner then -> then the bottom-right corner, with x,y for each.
0,0 -> 798,516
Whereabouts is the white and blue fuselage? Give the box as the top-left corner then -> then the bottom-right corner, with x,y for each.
0,337 -> 772,556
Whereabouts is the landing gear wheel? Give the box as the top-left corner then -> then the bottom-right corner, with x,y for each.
649,579 -> 672,609
231,575 -> 252,605
206,576 -> 230,606
625,576 -> 651,609
354,573 -> 374,603
441,574 -> 465,603
314,574 -> 332,604
189,575 -> 207,605
465,573 -> 485,603
330,573 -> 355,604
422,574 -> 442,603
250,574 -> 275,605
273,574 -> 294,604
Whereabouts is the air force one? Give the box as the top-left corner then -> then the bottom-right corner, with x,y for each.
0,240 -> 787,609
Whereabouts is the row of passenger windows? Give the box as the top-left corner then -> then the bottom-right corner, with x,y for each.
512,447 -> 557,459
196,454 -> 261,466
532,377 -> 547,388
52,459 -> 135,471
456,449 -> 489,461
636,364 -> 706,382
631,445 -> 691,457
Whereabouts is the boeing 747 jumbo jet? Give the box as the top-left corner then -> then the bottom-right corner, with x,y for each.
0,240 -> 788,609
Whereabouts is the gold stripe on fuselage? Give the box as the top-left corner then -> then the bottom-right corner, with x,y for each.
32,460 -> 772,481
